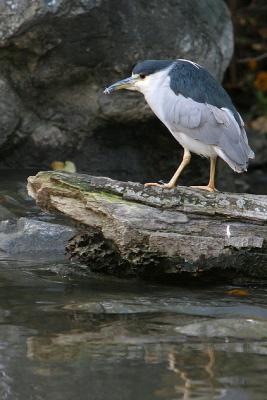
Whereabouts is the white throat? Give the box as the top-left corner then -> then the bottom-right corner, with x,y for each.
135,66 -> 173,122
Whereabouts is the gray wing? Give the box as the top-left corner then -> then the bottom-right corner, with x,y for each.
164,94 -> 254,171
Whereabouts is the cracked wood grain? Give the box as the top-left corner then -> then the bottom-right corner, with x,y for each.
27,171 -> 267,281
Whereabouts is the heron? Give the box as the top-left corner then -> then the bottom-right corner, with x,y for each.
104,59 -> 254,192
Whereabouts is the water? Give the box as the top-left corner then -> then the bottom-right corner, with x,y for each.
0,170 -> 267,400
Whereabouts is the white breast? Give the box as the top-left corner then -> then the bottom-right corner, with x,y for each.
140,69 -> 217,158
171,132 -> 217,157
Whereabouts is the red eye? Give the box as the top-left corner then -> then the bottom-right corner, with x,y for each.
139,74 -> 146,79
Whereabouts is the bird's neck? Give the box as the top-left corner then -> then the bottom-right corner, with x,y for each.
142,74 -> 171,123
136,66 -> 171,112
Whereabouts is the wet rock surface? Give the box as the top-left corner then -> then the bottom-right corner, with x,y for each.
0,0 -> 234,187
175,318 -> 267,340
0,170 -> 77,260
0,205 -> 14,220
0,217 -> 76,257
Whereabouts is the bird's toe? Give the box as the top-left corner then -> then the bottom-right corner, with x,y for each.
144,182 -> 160,187
163,183 -> 176,189
144,182 -> 175,189
190,185 -> 218,193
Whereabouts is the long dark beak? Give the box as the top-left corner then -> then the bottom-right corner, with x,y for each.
104,76 -> 137,94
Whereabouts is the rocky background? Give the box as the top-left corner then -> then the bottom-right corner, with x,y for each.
0,0 -> 265,193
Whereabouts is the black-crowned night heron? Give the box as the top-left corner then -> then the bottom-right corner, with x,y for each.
104,59 -> 254,192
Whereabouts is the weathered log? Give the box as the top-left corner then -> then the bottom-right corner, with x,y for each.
27,172 -> 267,282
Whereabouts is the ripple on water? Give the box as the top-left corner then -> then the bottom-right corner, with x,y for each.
0,169 -> 267,399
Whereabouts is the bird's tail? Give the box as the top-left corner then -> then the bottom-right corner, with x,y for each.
215,127 -> 254,173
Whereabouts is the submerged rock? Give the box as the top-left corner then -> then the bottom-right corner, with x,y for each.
175,318 -> 267,340
0,205 -> 15,220
0,217 -> 76,257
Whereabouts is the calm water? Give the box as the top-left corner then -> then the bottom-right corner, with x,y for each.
0,170 -> 267,400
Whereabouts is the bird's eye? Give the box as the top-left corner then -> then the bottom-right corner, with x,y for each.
139,74 -> 146,80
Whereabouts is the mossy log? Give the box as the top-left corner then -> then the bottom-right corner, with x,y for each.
27,172 -> 267,282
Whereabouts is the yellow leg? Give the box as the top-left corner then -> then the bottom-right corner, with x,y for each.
145,149 -> 191,189
191,157 -> 217,192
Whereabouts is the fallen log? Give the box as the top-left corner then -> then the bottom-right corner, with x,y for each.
27,172 -> 267,282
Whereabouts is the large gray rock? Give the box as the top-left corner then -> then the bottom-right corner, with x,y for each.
0,77 -> 22,147
0,0 -> 233,184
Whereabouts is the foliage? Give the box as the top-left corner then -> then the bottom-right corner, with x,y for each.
224,0 -> 267,126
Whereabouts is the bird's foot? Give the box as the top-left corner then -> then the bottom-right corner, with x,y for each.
144,182 -> 175,189
190,185 -> 217,193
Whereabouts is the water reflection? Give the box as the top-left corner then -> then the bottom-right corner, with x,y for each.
0,170 -> 267,399
0,263 -> 266,399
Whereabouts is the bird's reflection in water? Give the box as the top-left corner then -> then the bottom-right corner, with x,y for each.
149,346 -> 219,400
168,350 -> 193,400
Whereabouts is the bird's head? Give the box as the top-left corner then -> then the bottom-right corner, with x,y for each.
104,60 -> 173,95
